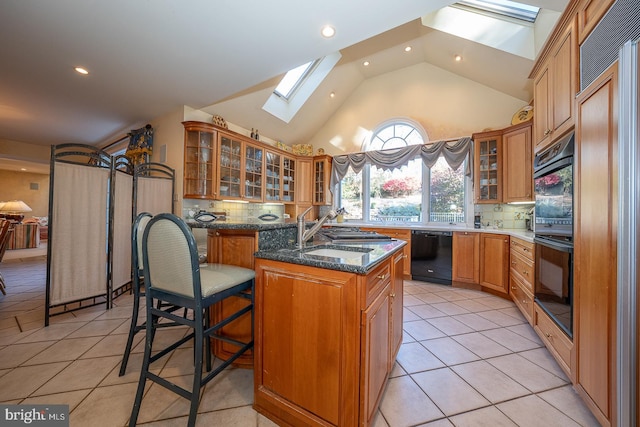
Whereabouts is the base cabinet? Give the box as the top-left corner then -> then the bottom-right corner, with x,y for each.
254,249 -> 403,427
533,303 -> 574,380
479,233 -> 510,296
360,227 -> 411,278
452,231 -> 480,285
207,229 -> 257,366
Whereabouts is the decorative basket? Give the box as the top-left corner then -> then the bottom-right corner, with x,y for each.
293,144 -> 313,156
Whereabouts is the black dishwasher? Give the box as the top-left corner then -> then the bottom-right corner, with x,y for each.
411,230 -> 453,285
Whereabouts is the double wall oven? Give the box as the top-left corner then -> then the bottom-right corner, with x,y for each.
533,132 -> 574,338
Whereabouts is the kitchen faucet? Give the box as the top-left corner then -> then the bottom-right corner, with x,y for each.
297,207 -> 338,249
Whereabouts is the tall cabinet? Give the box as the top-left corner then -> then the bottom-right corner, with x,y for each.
473,130 -> 502,204
575,61 -> 618,427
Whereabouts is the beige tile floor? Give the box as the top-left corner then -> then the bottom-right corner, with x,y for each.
0,255 -> 601,426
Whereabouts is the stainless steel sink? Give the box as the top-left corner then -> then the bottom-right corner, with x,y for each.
304,248 -> 370,259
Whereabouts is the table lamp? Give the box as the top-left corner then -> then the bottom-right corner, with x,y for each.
0,200 -> 32,223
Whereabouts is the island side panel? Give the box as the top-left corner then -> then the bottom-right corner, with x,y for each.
254,259 -> 361,427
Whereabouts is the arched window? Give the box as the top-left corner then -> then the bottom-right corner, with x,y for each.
365,119 -> 428,151
338,119 -> 468,224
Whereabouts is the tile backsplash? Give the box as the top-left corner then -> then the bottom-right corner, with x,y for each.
475,203 -> 534,230
182,199 -> 285,221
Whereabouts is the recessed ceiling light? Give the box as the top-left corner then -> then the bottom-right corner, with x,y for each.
404,46 -> 412,52
74,66 -> 89,75
321,25 -> 335,38
363,61 -> 370,66
20,168 -> 27,171
455,55 -> 462,62
330,92 -> 335,98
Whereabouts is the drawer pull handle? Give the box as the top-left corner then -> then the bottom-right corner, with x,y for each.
522,270 -> 528,276
523,247 -> 529,252
390,292 -> 396,298
511,261 -> 517,265
377,274 -> 386,280
545,333 -> 552,338
511,286 -> 516,290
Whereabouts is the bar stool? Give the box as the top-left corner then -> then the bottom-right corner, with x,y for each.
128,213 -> 254,427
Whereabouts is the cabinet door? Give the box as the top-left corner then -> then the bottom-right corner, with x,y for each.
390,251 -> 404,363
452,232 -> 479,284
533,63 -> 551,151
503,123 -> 533,203
183,121 -> 216,199
479,233 -> 510,295
207,229 -> 257,366
550,20 -> 577,140
313,155 -> 333,205
575,61 -> 617,425
218,134 -> 243,200
243,142 -> 264,201
282,156 -> 295,204
265,150 -> 282,202
361,283 -> 391,426
473,132 -> 502,203
296,158 -> 313,205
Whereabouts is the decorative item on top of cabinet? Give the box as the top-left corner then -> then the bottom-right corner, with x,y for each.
313,154 -> 333,205
502,121 -> 533,203
452,231 -> 480,286
479,233 -> 510,296
183,121 -> 216,199
531,15 -> 577,153
473,130 -> 502,204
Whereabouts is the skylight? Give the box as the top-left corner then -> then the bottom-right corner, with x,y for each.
456,0 -> 540,22
274,60 -> 319,99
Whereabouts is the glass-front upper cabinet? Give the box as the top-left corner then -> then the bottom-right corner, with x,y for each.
183,121 -> 216,199
313,155 -> 332,205
282,156 -> 295,204
244,143 -> 263,201
265,150 -> 281,202
473,131 -> 502,203
218,134 -> 243,199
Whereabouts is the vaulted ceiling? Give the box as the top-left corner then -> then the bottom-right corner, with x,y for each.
0,0 -> 568,174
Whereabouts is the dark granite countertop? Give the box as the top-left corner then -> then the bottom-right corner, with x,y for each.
187,218 -> 298,231
254,239 -> 407,274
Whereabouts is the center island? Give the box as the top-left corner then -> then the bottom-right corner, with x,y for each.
253,238 -> 406,427
190,220 -> 406,426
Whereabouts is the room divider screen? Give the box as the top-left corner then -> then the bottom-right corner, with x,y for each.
45,145 -> 174,325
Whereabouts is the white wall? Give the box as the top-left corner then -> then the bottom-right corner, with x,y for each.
308,62 -> 526,155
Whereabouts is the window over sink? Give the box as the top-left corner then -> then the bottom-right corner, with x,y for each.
338,119 -> 469,225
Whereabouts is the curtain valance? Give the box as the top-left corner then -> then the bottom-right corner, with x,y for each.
330,137 -> 473,189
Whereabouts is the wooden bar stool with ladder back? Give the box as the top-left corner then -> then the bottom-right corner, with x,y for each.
128,213 -> 255,427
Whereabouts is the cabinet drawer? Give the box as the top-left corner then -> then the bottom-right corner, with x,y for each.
365,261 -> 391,307
510,274 -> 533,325
510,237 -> 534,261
534,303 -> 573,377
510,251 -> 534,290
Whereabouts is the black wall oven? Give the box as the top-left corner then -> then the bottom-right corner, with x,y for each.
533,132 -> 574,338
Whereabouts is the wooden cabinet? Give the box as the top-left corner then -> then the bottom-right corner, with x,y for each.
183,121 -> 216,199
286,158 -> 315,221
313,155 -> 332,205
390,250 -> 404,363
531,17 -> 577,153
473,131 -> 502,203
534,303 -> 574,379
264,150 -> 282,202
207,229 -> 257,366
509,237 -> 535,324
577,0 -> 615,43
452,231 -> 480,285
480,233 -> 510,296
502,122 -> 533,203
254,250 -> 403,427
282,156 -> 296,204
217,132 -> 266,202
574,61 -> 617,427
360,227 -> 411,278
